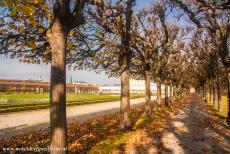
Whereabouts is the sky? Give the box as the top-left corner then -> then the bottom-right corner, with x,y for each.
0,56 -> 120,84
0,0 -> 152,85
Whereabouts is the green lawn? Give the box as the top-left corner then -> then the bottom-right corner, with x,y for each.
0,93 -> 117,99
207,94 -> 228,118
0,93 -> 145,113
0,93 -> 144,100
0,93 -> 49,99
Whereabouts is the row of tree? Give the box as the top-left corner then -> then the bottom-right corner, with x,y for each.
0,0 -> 229,153
170,0 -> 230,122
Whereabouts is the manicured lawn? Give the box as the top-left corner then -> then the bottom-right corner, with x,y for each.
0,93 -> 144,100
0,93 -> 145,113
0,93 -> 119,99
0,93 -> 49,99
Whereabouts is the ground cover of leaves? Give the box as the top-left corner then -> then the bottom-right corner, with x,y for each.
0,100 -> 155,154
91,95 -> 230,154
1,94 -> 229,154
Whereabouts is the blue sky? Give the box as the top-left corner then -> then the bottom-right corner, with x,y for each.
0,0 -> 152,85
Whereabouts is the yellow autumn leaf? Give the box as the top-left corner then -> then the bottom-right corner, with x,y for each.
33,0 -> 39,4
39,28 -> 44,33
67,42 -> 73,49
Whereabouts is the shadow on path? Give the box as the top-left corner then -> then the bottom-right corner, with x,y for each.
121,95 -> 230,153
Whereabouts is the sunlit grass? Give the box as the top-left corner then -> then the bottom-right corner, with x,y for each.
207,94 -> 228,118
89,103 -> 168,153
88,131 -> 131,154
0,93 -> 118,100
0,93 -> 146,113
0,93 -> 49,99
0,93 -> 145,99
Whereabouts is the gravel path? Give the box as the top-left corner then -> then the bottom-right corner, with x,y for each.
0,97 -> 156,139
120,95 -> 230,154
159,95 -> 230,153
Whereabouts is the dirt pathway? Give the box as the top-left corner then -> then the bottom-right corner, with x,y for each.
118,95 -> 230,154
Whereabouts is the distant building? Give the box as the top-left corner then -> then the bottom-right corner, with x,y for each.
73,81 -> 99,93
99,84 -> 121,93
0,79 -> 99,94
74,81 -> 89,85
99,79 -> 157,94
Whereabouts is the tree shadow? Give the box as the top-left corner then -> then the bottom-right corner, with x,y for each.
116,95 -> 230,153
137,96 -> 230,153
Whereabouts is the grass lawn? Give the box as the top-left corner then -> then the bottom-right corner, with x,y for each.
89,109 -> 165,154
0,93 -> 49,99
0,93 -> 145,113
207,95 -> 228,118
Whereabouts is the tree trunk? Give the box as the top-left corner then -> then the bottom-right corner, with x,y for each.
217,76 -> 222,112
178,86 -> 182,98
173,86 -> 177,99
119,28 -> 131,130
172,86 -> 174,101
47,14 -> 69,154
226,70 -> 230,124
170,85 -> 172,104
209,84 -> 212,103
120,70 -> 131,130
144,71 -> 151,117
157,81 -> 161,110
202,85 -> 207,102
213,82 -> 216,107
178,86 -> 181,98
165,84 -> 169,107
202,85 -> 204,99
119,0 -> 134,130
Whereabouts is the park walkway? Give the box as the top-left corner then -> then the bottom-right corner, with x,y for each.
120,95 -> 230,153
0,96 -> 156,139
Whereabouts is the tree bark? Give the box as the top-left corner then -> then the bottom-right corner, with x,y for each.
217,76 -> 222,112
226,70 -> 230,124
178,86 -> 181,98
202,85 -> 207,102
165,84 -> 169,107
47,23 -> 68,154
119,32 -> 131,130
120,70 -> 131,130
213,81 -> 216,107
202,85 -> 204,99
170,85 -> 172,104
119,0 -> 134,130
156,81 -> 161,110
209,84 -> 212,103
45,1 -> 73,153
144,71 -> 152,117
173,86 -> 177,99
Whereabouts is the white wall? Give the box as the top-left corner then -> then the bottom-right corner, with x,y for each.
100,79 -> 158,93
